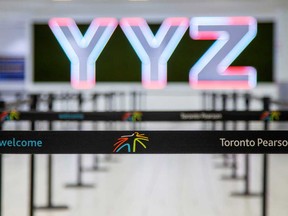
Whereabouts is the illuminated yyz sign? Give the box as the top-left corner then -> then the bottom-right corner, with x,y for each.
49,17 -> 257,90
49,18 -> 117,89
190,17 -> 257,89
120,18 -> 189,89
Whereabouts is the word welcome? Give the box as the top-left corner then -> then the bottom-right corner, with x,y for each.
49,16 -> 257,90
0,138 -> 43,148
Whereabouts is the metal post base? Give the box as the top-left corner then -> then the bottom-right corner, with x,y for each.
221,175 -> 245,181
84,167 -> 109,172
231,192 -> 262,197
65,183 -> 94,188
35,205 -> 69,210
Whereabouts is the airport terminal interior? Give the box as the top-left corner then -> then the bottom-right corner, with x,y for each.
1,0 -> 288,216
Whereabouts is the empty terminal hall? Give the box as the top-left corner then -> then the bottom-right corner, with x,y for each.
0,0 -> 288,216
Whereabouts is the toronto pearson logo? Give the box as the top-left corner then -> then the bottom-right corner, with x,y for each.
122,112 -> 143,122
260,111 -> 281,121
113,132 -> 149,153
0,110 -> 20,122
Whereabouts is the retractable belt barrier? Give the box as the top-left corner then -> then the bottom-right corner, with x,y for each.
0,110 -> 287,122
0,130 -> 288,154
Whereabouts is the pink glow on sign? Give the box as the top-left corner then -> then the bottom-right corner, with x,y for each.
189,80 -> 252,89
228,17 -> 256,25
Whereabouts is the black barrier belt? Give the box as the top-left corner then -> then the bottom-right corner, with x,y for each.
0,131 -> 288,154
0,110 -> 287,122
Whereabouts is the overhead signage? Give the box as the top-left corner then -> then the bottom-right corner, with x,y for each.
49,17 -> 257,90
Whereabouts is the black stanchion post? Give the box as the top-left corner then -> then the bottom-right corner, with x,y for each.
231,93 -> 260,197
131,91 -> 137,130
105,93 -> 114,161
223,92 -> 243,180
231,92 -> 239,178
132,91 -> 137,110
211,93 -> 216,130
243,94 -> 252,193
78,93 -> 83,113
222,94 -> 227,130
66,93 -> 94,188
46,94 -> 54,208
0,100 -> 4,216
92,94 -> 102,170
35,94 -> 68,210
105,93 -> 114,130
29,94 -> 38,216
232,92 -> 237,130
90,94 -> 100,171
216,94 -> 230,168
202,91 -> 206,110
30,154 -> 35,216
92,93 -> 98,130
262,96 -> 270,216
15,93 -> 22,130
202,92 -> 207,130
47,154 -> 53,205
138,91 -> 142,130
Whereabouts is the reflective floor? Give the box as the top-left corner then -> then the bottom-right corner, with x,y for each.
2,150 -> 288,216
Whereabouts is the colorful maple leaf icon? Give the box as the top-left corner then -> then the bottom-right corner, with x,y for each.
113,132 -> 149,153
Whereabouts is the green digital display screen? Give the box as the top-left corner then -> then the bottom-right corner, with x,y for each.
33,22 -> 273,83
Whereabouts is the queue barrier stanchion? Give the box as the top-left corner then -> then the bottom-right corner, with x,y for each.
211,93 -> 216,130
232,92 -> 237,130
128,91 -> 141,129
211,93 -> 220,159
29,94 -> 38,216
262,96 -> 270,216
132,91 -> 137,130
15,93 -> 23,130
65,155 -> 94,188
202,91 -> 208,130
0,100 -> 4,216
66,93 -> 94,188
222,94 -> 227,131
90,93 -> 100,171
105,93 -> 115,161
216,94 -> 231,168
30,154 -> 35,216
222,92 -> 244,181
35,94 -> 68,210
106,92 -> 114,127
202,92 -> 206,111
137,91 -> 143,130
92,93 -> 99,131
86,94 -> 108,172
232,93 -> 261,197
